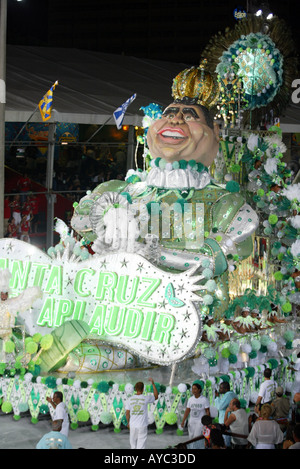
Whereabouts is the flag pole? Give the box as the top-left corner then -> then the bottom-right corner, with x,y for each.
85,115 -> 114,143
9,80 -> 59,148
86,94 -> 136,143
9,103 -> 39,149
0,0 -> 7,238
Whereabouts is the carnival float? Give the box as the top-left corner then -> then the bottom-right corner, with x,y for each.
0,13 -> 299,435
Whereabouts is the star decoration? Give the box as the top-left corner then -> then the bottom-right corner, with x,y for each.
6,242 -> 13,253
99,259 -> 107,269
183,311 -> 192,321
136,262 -> 144,273
158,299 -> 167,309
66,276 -> 73,287
120,258 -> 128,268
177,284 -> 185,294
172,343 -> 180,352
180,328 -> 188,339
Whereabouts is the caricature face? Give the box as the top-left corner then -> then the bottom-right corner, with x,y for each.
147,103 -> 219,167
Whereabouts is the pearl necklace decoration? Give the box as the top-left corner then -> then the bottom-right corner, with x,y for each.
146,157 -> 212,190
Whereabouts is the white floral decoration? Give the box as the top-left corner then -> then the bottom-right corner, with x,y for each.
290,240 -> 300,258
282,183 -> 300,201
247,134 -> 259,151
288,215 -> 300,229
265,134 -> 286,156
264,157 -> 278,176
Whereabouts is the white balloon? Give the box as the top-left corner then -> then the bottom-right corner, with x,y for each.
250,392 -> 259,404
125,383 -> 134,395
178,383 -> 187,393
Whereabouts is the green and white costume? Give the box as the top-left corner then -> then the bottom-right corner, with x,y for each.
71,159 -> 259,320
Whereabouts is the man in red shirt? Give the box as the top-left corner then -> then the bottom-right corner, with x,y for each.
17,172 -> 31,194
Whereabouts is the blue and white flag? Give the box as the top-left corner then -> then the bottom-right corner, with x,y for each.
113,93 -> 136,129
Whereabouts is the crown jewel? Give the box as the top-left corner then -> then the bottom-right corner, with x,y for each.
171,59 -> 220,109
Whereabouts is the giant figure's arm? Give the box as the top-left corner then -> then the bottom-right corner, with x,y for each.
156,192 -> 259,277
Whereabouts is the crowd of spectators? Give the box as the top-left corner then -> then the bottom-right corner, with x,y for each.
178,364 -> 300,450
52,164 -> 125,205
4,192 -> 40,243
6,144 -> 127,204
8,143 -> 127,184
4,144 -> 129,245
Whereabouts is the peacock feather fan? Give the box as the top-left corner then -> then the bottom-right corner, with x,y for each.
201,14 -> 298,128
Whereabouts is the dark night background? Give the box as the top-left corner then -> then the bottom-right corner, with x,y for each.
6,0 -> 300,64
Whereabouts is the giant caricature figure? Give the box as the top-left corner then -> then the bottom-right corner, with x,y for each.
71,62 -> 259,329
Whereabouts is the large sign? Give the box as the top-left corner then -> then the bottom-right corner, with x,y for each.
0,239 -> 203,365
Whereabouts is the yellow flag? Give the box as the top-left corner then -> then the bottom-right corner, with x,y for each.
38,81 -> 58,121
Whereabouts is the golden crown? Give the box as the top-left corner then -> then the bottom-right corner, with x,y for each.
171,59 -> 220,109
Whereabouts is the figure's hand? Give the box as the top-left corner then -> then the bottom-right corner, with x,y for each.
89,192 -> 145,256
156,247 -> 214,280
93,206 -> 140,255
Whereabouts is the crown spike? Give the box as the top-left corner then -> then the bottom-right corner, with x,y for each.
172,60 -> 220,109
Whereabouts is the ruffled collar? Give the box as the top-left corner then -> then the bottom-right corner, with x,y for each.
146,157 -> 212,190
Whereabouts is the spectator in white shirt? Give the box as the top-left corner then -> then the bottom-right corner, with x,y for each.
248,404 -> 284,449
224,398 -> 249,449
46,391 -> 70,437
125,378 -> 158,449
36,420 -> 72,450
181,382 -> 210,449
255,368 -> 276,413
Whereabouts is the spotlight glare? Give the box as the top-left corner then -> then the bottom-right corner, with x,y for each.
255,9 -> 263,16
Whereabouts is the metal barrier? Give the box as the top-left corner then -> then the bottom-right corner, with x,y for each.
173,428 -> 248,449
173,419 -> 290,449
